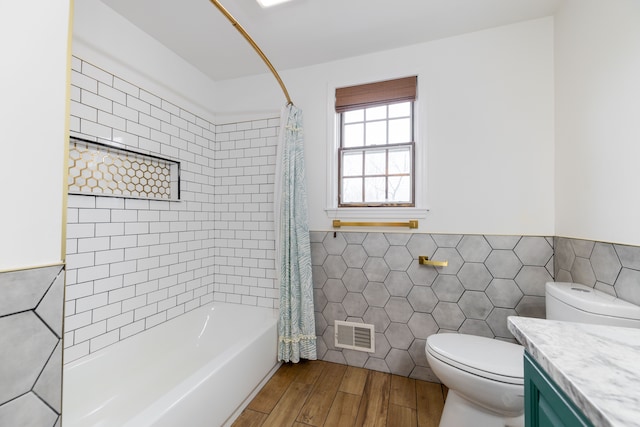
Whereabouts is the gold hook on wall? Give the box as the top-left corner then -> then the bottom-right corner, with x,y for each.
208,0 -> 293,106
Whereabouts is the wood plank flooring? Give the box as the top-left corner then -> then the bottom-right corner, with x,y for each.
232,360 -> 447,427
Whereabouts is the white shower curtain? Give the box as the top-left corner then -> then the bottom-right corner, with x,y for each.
274,104 -> 317,363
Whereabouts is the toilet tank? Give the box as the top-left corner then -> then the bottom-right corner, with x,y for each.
546,282 -> 640,328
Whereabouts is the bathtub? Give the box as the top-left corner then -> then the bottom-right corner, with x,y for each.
62,302 -> 279,427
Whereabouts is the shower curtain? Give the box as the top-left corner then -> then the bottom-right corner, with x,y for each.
274,104 -> 316,363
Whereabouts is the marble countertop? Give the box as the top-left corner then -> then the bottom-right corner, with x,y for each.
508,316 -> 640,427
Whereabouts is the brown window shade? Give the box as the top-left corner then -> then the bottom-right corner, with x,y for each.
335,76 -> 417,113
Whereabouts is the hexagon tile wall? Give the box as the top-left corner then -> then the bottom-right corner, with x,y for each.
68,138 -> 179,200
311,232 -> 554,381
0,265 -> 64,427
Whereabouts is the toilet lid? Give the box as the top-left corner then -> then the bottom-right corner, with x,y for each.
426,333 -> 524,385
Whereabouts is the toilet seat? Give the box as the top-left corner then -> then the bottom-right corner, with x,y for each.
426,334 -> 524,385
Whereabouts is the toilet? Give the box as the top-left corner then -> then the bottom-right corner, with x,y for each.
425,282 -> 640,427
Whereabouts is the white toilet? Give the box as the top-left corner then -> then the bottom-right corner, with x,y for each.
425,282 -> 640,427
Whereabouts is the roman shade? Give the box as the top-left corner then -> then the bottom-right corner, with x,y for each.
335,76 -> 417,113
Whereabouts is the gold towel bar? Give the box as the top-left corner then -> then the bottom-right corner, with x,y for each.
419,256 -> 448,267
332,219 -> 418,229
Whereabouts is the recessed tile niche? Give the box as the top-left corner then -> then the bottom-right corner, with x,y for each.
68,137 -> 180,200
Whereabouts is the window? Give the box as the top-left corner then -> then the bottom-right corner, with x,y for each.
336,76 -> 417,207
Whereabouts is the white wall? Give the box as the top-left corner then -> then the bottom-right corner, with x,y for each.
215,18 -> 556,236
555,0 -> 640,246
0,1 -> 72,270
73,0 -> 218,123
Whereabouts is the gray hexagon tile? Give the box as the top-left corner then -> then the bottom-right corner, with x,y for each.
486,308 -> 517,338
363,307 -> 391,332
323,232 -> 347,255
485,250 -> 523,279
407,312 -> 438,339
406,234 -> 437,258
385,348 -> 414,376
432,302 -> 465,330
407,286 -> 437,313
324,279 -> 347,302
363,282 -> 390,307
0,265 -> 63,316
384,297 -> 413,323
323,255 -> 348,279
590,242 -> 621,285
384,271 -> 413,297
432,234 -> 462,247
457,235 -> 491,262
372,333 -> 391,359
362,258 -> 390,282
615,243 -> 640,270
570,257 -> 596,286
343,293 -> 368,317
384,323 -> 414,350
485,235 -> 521,250
311,242 -> 328,266
362,233 -> 390,257
514,266 -> 553,296
384,246 -> 412,271
35,271 -> 65,338
486,279 -> 523,308
432,275 -> 464,302
615,268 -> 640,306
33,341 -> 62,413
514,237 -> 553,266
458,291 -> 493,320
554,237 -> 576,272
0,312 -> 58,404
0,392 -> 57,427
342,245 -> 368,268
342,268 -> 368,292
458,263 -> 492,291
571,239 -> 595,258
343,232 -> 367,244
311,232 -> 640,379
385,233 -> 411,246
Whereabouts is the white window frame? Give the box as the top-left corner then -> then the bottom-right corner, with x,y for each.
325,77 -> 429,220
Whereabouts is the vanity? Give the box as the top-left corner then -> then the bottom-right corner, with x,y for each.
508,316 -> 640,427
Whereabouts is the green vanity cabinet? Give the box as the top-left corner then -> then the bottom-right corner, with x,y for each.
524,352 -> 594,427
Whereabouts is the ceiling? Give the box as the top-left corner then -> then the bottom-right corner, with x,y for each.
99,0 -> 562,82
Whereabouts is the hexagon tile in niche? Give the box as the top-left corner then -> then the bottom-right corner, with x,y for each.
311,232 -> 554,381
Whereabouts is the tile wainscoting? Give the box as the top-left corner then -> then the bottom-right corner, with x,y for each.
554,236 -> 640,306
311,232 -> 554,380
0,265 -> 64,427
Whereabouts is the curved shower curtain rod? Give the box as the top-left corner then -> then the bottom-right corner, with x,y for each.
208,0 -> 293,106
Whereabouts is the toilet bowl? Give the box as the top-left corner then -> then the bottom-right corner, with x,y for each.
426,334 -> 525,427
425,281 -> 640,427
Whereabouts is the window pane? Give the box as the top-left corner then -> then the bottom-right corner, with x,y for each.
343,123 -> 364,147
364,150 -> 386,175
365,121 -> 386,146
344,109 -> 364,123
364,177 -> 386,202
388,176 -> 411,202
366,105 -> 386,121
388,118 -> 411,144
342,151 -> 363,176
388,102 -> 411,118
388,148 -> 411,174
342,177 -> 363,203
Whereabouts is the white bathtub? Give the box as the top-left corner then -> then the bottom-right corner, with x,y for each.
62,303 -> 279,427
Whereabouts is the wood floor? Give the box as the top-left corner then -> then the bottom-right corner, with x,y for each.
232,360 -> 447,427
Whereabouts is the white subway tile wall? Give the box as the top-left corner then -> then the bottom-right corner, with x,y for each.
65,57 -> 279,362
